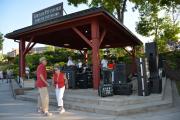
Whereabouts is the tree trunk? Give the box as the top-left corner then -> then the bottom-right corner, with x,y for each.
116,0 -> 127,24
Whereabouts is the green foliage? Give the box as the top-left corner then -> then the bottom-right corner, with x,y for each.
134,1 -> 180,53
109,48 -> 127,58
161,51 -> 180,70
67,0 -> 88,7
0,32 -> 4,51
24,48 -> 80,72
46,45 -> 55,51
131,0 -> 180,7
26,53 -> 41,72
0,48 -> 81,77
135,45 -> 144,57
68,0 -> 128,22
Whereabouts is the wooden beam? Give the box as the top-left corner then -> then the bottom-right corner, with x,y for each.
26,42 -> 36,54
72,27 -> 92,47
79,50 -> 84,56
99,29 -> 106,48
123,47 -> 132,56
23,36 -> 34,55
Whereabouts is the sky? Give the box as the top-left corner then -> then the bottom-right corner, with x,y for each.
0,0 -> 149,54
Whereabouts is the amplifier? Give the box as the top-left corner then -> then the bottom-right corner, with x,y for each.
98,82 -> 113,97
76,73 -> 88,89
113,83 -> 133,95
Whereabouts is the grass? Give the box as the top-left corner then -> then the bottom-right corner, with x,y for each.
176,80 -> 180,96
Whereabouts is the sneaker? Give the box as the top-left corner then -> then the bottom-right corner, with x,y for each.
57,107 -> 62,111
59,108 -> 65,114
37,108 -> 43,113
44,112 -> 52,116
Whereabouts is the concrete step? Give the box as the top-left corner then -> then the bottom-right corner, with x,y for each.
17,78 -> 173,116
64,94 -> 163,107
24,90 -> 163,107
16,94 -> 172,116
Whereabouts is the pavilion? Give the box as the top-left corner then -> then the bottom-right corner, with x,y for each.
5,7 -> 142,89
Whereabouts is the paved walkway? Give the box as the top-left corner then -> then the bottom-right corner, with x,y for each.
0,81 -> 180,120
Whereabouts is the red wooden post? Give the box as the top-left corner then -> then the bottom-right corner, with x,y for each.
91,20 -> 100,89
19,39 -> 25,78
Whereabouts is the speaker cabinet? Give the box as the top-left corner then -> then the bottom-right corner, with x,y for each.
76,73 -> 88,89
145,42 -> 162,93
114,63 -> 126,84
64,66 -> 77,89
102,70 -> 112,84
145,42 -> 158,77
113,83 -> 133,95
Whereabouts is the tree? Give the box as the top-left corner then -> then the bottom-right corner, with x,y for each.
0,33 -> 4,61
46,45 -> 55,51
133,0 -> 180,52
67,0 -> 128,23
0,33 -> 4,51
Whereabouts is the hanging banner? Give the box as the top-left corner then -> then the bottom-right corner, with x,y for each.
32,2 -> 63,25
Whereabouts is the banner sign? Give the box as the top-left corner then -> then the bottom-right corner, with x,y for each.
32,2 -> 63,25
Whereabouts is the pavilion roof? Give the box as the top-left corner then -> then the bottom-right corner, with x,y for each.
5,7 -> 142,50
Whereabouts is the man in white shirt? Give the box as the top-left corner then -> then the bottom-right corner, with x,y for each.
77,59 -> 83,68
25,66 -> 30,80
101,56 -> 108,69
67,56 -> 75,66
0,70 -> 3,83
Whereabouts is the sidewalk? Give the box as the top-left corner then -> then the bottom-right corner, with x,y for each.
0,82 -> 180,120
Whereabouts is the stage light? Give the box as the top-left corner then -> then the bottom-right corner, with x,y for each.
64,43 -> 70,46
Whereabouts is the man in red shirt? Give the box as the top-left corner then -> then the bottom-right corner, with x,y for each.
36,57 -> 52,116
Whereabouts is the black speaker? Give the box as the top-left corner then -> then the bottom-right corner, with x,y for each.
136,58 -> 151,96
145,42 -> 158,76
102,70 -> 112,84
113,83 -> 133,95
114,63 -> 126,84
145,42 -> 162,93
64,66 -> 77,89
87,73 -> 93,88
149,76 -> 162,93
76,73 -> 88,89
98,82 -> 113,97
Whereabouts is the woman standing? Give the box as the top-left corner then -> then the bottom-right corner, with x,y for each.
52,64 -> 68,114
